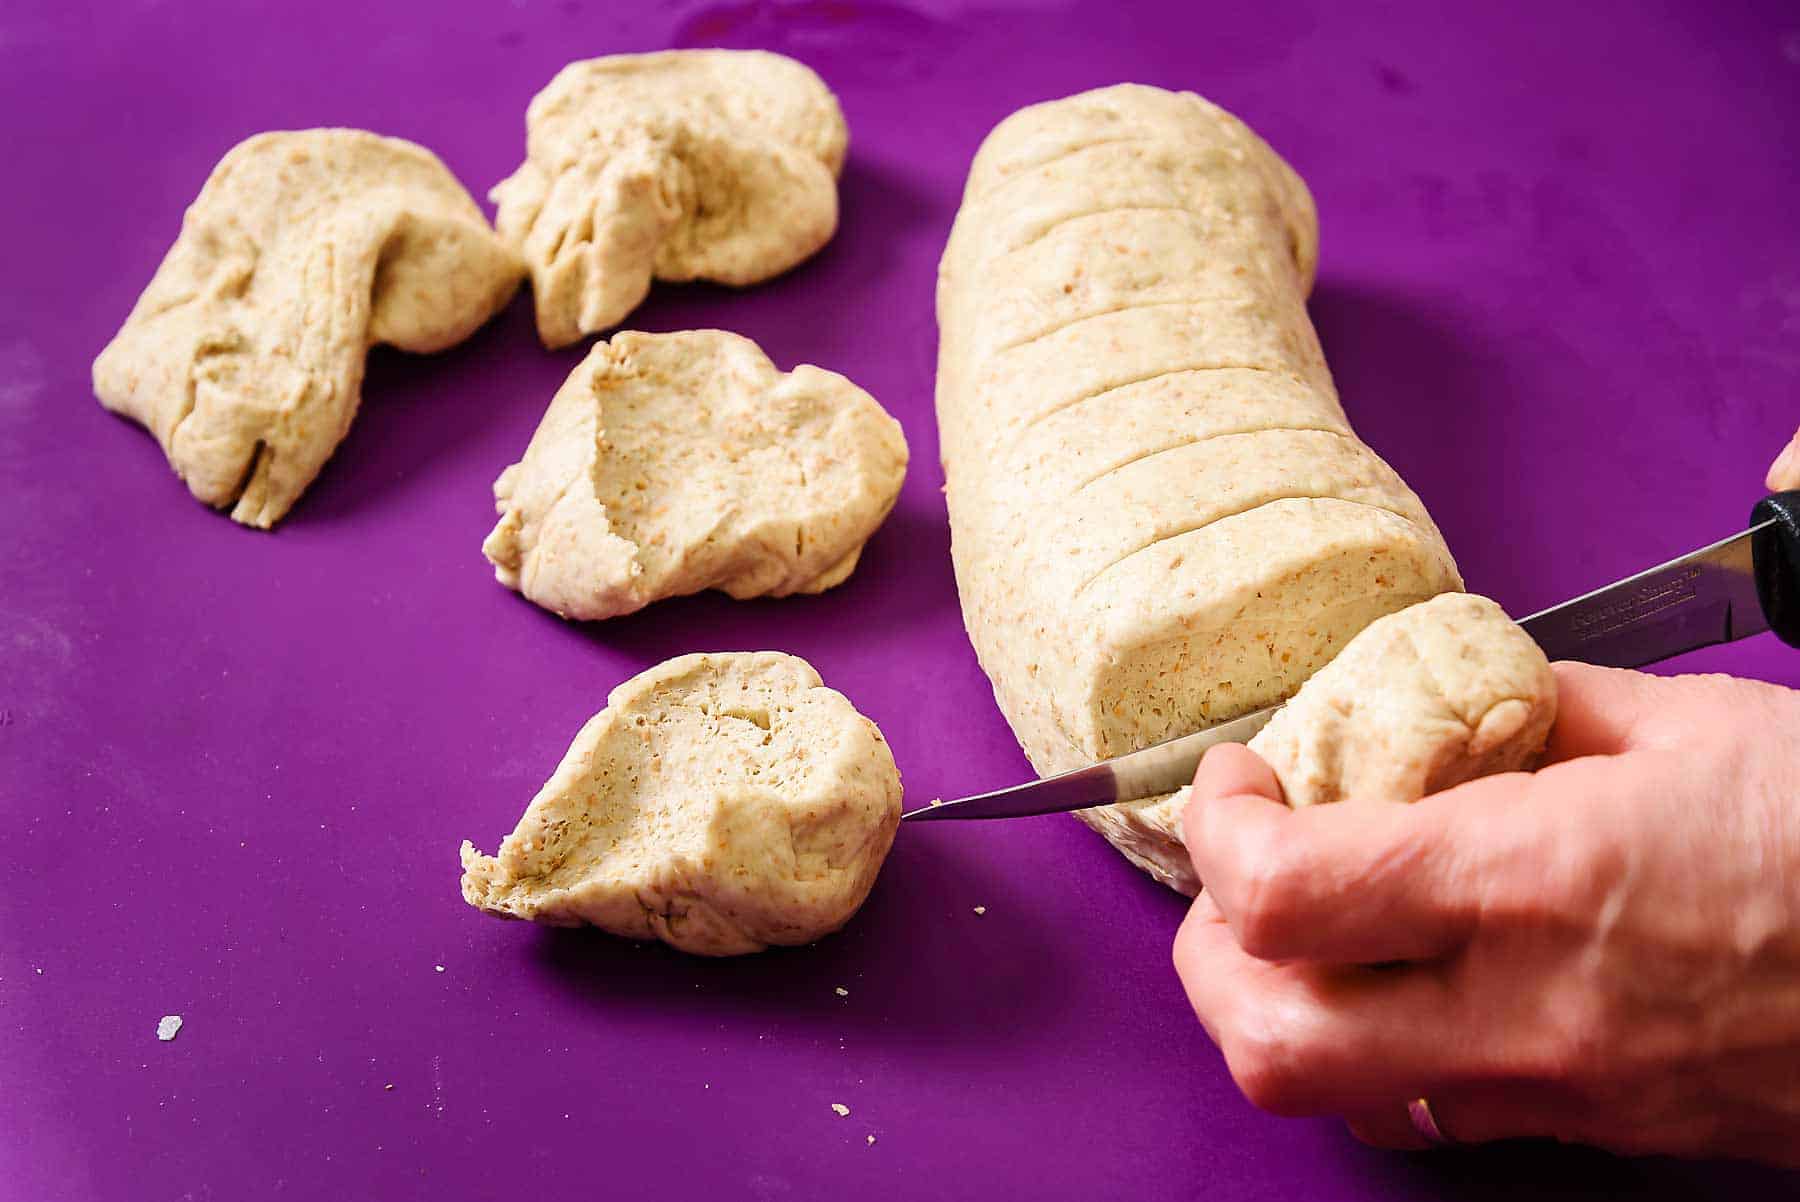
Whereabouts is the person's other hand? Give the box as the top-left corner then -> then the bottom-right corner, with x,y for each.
1173,662 -> 1800,1162
1768,426 -> 1800,491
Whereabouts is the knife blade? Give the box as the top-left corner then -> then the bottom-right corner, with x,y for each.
903,506 -> 1795,823
1515,520 -> 1771,668
901,703 -> 1281,823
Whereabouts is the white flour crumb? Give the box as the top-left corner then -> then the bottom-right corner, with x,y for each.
156,1015 -> 183,1042
434,965 -> 445,973
834,987 -> 849,997
384,1083 -> 394,1091
867,1134 -> 877,1146
830,1103 -> 850,1117
972,906 -> 986,916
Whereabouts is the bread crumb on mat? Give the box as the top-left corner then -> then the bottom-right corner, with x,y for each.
156,1015 -> 183,1042
831,1103 -> 850,1117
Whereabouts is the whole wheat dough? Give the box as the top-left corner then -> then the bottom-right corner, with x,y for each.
493,50 -> 847,347
935,85 -> 1464,888
1133,592 -> 1557,894
482,329 -> 908,621
93,129 -> 523,528
460,652 -> 903,956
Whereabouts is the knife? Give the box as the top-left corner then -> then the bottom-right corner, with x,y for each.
903,491 -> 1800,822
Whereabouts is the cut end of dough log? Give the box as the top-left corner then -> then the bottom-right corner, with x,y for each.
1251,591 -> 1558,809
1110,593 -> 1558,895
482,329 -> 907,622
459,652 -> 903,957
94,128 -> 522,528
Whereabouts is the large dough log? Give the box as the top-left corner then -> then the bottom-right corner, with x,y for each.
935,84 -> 1463,888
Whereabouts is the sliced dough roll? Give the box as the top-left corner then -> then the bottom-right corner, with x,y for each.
483,329 -> 908,621
460,652 -> 903,956
935,85 -> 1463,884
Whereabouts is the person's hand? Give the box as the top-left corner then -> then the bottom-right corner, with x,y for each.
1172,662 -> 1800,1162
1769,426 -> 1800,491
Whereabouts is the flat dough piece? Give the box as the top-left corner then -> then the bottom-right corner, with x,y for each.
460,652 -> 903,956
493,50 -> 847,346
934,84 -> 1463,887
482,329 -> 908,621
94,129 -> 523,528
1123,593 -> 1557,894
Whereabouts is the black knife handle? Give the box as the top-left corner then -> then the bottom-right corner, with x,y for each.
1752,491 -> 1800,649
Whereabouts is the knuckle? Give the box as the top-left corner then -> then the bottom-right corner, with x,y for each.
1232,845 -> 1305,957
1229,1049 -> 1300,1114
1224,1006 -> 1324,1115
1531,989 -> 1618,1086
1488,796 -> 1621,930
1170,916 -> 1204,977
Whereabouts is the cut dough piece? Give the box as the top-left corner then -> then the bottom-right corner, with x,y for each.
1106,593 -> 1557,895
493,50 -> 847,347
1253,592 -> 1558,809
936,85 -> 1463,887
460,652 -> 903,956
482,329 -> 908,621
94,129 -> 523,528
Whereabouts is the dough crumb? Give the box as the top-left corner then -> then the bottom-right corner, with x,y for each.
384,1083 -> 395,1091
433,965 -> 445,973
972,906 -> 987,916
867,1134 -> 877,1146
831,1103 -> 851,1117
156,1015 -> 183,1042
834,987 -> 849,997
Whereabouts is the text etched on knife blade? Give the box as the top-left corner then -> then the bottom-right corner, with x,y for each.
1571,566 -> 1702,642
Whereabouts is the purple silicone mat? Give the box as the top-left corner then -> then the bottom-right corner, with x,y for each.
4,1 -> 1798,1198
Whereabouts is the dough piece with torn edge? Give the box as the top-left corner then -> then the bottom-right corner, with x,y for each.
460,652 -> 903,956
94,129 -> 523,528
482,329 -> 908,621
494,49 -> 847,347
1117,592 -> 1557,894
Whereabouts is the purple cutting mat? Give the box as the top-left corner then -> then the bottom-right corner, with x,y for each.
4,1 -> 1799,1198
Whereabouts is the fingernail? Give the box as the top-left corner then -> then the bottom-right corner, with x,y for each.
1769,435 -> 1800,491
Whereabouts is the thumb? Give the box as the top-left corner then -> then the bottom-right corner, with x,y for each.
1541,661 -> 1669,763
1767,426 -> 1800,491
